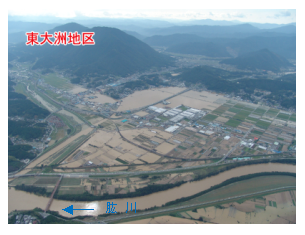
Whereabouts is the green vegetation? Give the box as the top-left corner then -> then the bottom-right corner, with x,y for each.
8,144 -> 35,160
266,108 -> 279,116
220,49 -> 291,72
179,105 -> 188,111
202,114 -> 218,121
115,158 -> 128,164
8,120 -> 47,140
212,105 -> 229,115
232,110 -> 251,121
251,130 -> 264,135
255,205 -> 265,210
13,24 -> 174,79
228,107 -> 241,113
42,73 -> 72,89
276,113 -> 290,120
289,114 -> 296,122
225,119 -> 241,128
255,120 -> 271,129
166,42 -> 231,57
178,66 -> 295,108
8,155 -> 25,173
15,184 -> 50,196
9,99 -> 50,119
178,145 -> 187,150
253,108 -> 267,115
158,116 -> 169,121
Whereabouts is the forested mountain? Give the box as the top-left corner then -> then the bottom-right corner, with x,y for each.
8,78 -> 50,119
143,34 -> 207,47
220,49 -> 292,72
140,24 -> 261,37
177,65 -> 295,109
166,42 -> 231,57
227,35 -> 296,59
9,23 -> 174,78
144,33 -> 295,59
123,30 -> 145,40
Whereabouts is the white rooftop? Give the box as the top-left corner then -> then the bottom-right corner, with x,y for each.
165,126 -> 179,133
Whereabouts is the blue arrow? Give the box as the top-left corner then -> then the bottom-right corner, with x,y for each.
62,205 -> 94,215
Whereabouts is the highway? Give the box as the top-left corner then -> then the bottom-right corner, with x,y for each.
8,156 -> 295,179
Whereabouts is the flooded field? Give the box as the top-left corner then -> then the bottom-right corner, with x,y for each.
62,128 -> 176,167
156,190 -> 296,224
87,94 -> 116,104
164,90 -> 228,110
117,87 -> 185,111
69,86 -> 88,94
9,163 -> 295,217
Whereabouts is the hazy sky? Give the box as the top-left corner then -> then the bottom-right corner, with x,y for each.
7,1 -> 296,24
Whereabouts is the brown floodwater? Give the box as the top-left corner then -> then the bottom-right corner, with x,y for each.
8,163 -> 295,217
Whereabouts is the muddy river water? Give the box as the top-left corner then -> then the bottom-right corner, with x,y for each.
8,163 -> 295,217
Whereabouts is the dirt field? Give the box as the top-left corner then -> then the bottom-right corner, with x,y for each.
140,152 -> 161,163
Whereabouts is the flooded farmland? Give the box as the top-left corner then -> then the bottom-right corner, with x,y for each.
117,87 -> 185,111
9,163 -> 295,217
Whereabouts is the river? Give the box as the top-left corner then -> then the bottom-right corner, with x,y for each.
8,163 -> 295,217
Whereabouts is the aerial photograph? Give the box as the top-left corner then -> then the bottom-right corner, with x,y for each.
7,1 -> 298,229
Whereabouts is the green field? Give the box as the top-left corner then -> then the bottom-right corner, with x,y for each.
57,187 -> 85,195
178,145 -> 187,150
202,114 -> 218,121
233,104 -> 256,112
179,105 -> 188,111
246,117 -> 259,123
255,120 -> 271,129
266,108 -> 280,117
225,119 -> 241,127
212,105 -> 229,115
43,73 -> 72,89
115,158 -> 128,164
228,107 -> 241,113
232,110 -> 251,121
158,116 -> 169,121
255,205 -> 265,210
251,130 -> 264,135
34,177 -> 60,185
276,113 -> 290,121
289,114 -> 296,122
60,178 -> 82,186
253,108 -> 268,115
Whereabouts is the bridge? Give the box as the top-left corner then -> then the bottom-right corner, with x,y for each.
44,175 -> 63,212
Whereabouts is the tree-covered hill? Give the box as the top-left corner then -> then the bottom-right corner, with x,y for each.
166,42 -> 231,57
220,49 -> 292,72
9,23 -> 174,79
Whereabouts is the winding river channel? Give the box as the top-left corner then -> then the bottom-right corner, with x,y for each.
8,163 -> 296,217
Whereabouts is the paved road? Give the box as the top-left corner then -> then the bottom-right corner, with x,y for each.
8,156 -> 295,179
87,186 -> 295,224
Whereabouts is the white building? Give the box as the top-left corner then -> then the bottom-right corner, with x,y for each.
165,126 -> 179,133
